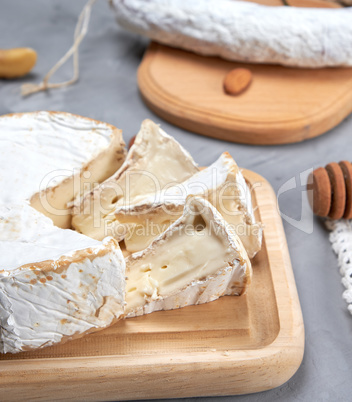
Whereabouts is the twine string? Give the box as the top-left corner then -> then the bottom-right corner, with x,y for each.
21,0 -> 97,97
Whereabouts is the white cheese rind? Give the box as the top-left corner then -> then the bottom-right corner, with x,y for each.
0,111 -> 125,205
0,205 -> 103,271
125,196 -> 251,318
112,0 -> 352,68
0,237 -> 125,354
0,112 -> 127,354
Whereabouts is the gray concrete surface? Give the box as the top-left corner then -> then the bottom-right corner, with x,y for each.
1,1 -> 352,401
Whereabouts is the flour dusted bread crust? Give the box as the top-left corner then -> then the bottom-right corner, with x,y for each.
112,0 -> 352,68
0,112 -> 126,354
125,196 -> 251,318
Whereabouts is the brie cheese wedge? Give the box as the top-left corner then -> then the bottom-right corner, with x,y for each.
0,112 -> 126,354
125,196 -> 251,317
109,152 -> 262,258
72,119 -> 199,240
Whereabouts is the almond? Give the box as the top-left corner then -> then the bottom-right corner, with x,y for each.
223,68 -> 252,96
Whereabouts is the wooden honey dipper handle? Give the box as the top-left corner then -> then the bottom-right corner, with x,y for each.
308,161 -> 352,219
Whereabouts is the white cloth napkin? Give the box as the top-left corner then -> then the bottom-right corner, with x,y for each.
327,220 -> 352,314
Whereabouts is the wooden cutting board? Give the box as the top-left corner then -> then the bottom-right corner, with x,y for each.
137,1 -> 352,145
0,170 -> 304,401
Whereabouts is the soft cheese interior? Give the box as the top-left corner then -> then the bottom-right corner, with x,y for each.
125,197 -> 251,317
72,119 -> 199,239
86,152 -> 262,258
0,112 -> 127,354
72,122 -> 261,258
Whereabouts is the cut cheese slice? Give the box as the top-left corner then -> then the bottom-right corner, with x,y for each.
72,119 -> 199,240
125,196 -> 251,317
108,152 -> 262,258
0,112 -> 126,354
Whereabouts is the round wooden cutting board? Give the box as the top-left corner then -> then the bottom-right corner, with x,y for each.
137,1 -> 352,145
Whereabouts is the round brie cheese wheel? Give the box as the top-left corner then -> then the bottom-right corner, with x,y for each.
0,111 -> 127,354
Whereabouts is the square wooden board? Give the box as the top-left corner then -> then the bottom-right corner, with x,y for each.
0,169 -> 304,401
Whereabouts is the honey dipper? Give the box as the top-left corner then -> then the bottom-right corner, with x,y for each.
308,161 -> 352,219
